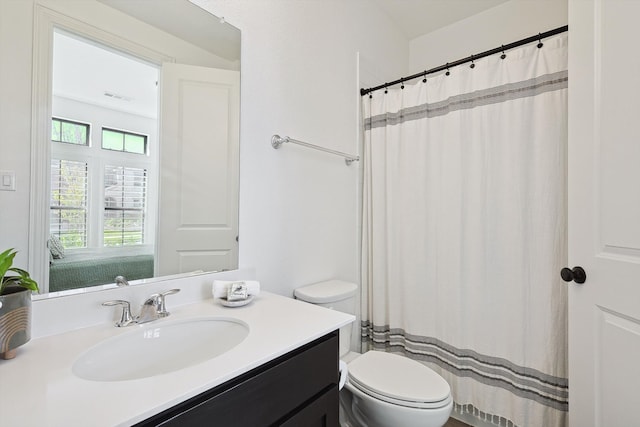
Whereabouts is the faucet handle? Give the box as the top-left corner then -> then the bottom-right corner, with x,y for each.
102,300 -> 135,327
157,289 -> 181,318
142,294 -> 159,306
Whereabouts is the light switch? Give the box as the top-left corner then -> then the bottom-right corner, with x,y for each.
0,170 -> 16,191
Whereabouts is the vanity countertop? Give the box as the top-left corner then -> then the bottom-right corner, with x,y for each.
0,291 -> 354,426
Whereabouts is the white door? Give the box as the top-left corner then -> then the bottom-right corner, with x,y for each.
568,1 -> 640,426
157,63 -> 240,275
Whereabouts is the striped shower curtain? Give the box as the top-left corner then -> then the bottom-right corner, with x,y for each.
361,34 -> 568,427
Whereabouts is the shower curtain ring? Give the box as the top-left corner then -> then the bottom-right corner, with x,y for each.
537,33 -> 544,48
445,63 -> 450,76
470,54 -> 475,69
500,45 -> 507,59
422,71 -> 427,83
400,78 -> 405,89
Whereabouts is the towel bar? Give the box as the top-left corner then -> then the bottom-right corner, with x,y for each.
271,135 -> 359,166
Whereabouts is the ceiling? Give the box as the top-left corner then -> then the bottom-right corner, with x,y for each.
372,0 -> 510,40
53,1 -> 241,120
53,31 -> 159,118
98,0 -> 240,62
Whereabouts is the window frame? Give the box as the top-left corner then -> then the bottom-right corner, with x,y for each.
49,116 -> 155,252
101,127 -> 149,155
51,117 -> 90,146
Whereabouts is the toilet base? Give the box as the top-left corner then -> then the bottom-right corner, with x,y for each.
339,386 -> 358,427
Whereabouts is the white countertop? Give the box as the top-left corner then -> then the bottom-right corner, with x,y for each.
0,292 -> 354,426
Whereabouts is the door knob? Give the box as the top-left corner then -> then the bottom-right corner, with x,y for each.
560,266 -> 586,284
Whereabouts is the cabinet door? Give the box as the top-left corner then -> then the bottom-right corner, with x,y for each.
278,386 -> 338,427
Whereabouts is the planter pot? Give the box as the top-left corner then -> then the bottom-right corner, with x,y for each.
0,287 -> 32,360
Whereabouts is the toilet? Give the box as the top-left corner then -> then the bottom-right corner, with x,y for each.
295,280 -> 453,427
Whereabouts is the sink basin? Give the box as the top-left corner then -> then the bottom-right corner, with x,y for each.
72,317 -> 249,382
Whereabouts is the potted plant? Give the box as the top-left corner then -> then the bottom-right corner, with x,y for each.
0,248 -> 38,360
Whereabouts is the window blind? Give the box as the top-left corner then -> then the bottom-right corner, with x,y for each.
103,165 -> 147,246
50,159 -> 88,248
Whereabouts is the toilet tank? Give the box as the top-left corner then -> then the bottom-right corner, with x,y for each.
294,280 -> 357,357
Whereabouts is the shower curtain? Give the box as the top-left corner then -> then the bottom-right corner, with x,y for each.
361,34 -> 568,427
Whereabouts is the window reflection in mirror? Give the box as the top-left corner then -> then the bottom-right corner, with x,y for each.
49,31 -> 159,293
49,31 -> 159,292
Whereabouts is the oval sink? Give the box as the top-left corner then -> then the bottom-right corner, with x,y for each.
73,317 -> 249,382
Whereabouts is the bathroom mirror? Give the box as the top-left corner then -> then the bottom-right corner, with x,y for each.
24,0 -> 240,296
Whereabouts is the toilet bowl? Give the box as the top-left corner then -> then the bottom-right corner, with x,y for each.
295,280 -> 453,427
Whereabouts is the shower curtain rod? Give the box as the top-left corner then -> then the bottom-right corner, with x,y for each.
360,25 -> 568,96
271,134 -> 360,166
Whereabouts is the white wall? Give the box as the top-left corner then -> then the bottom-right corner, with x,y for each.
409,0 -> 568,72
192,0 -> 408,296
0,0 -> 33,268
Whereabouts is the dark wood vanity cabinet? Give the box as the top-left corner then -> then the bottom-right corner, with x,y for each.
135,331 -> 339,427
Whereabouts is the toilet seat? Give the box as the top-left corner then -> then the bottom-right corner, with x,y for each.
347,351 -> 452,410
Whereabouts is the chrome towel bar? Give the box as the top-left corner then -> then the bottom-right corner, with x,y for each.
271,135 -> 359,166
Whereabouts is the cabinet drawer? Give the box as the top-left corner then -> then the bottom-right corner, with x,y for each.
278,386 -> 338,427
137,331 -> 339,427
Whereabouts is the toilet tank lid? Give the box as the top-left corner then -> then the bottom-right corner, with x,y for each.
294,280 -> 357,303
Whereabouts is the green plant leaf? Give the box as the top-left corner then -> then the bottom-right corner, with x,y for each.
0,249 -> 39,294
8,270 -> 38,292
0,248 -> 16,279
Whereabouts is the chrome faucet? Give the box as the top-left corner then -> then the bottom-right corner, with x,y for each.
115,275 -> 130,286
136,294 -> 160,324
102,288 -> 181,327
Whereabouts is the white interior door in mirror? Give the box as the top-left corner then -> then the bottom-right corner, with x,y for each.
157,63 -> 239,275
